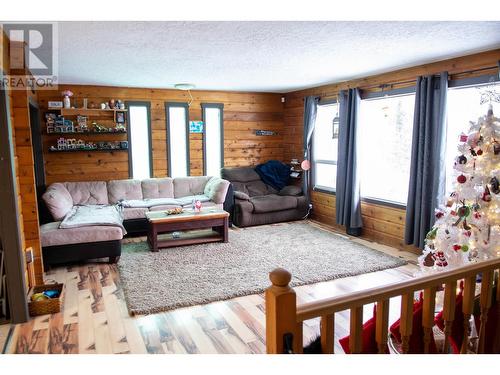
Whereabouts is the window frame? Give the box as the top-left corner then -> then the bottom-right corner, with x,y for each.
357,85 -> 417,208
201,102 -> 224,176
444,73 -> 500,195
312,98 -> 339,194
165,102 -> 190,178
125,101 -> 153,179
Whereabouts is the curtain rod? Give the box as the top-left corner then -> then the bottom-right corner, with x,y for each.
316,64 -> 500,98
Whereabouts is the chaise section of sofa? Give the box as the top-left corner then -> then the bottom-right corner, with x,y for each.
40,176 -> 232,267
221,166 -> 308,227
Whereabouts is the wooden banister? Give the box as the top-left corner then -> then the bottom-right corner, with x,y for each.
265,257 -> 500,354
295,258 -> 500,322
375,299 -> 390,353
442,281 -> 457,353
478,270 -> 493,353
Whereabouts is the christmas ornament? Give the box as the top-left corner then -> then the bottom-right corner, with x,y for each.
494,141 -> 500,155
457,155 -> 467,164
476,149 -> 483,156
491,176 -> 499,194
457,174 -> 467,184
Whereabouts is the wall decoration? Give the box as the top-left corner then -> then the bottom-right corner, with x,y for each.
189,121 -> 204,133
48,101 -> 63,109
255,130 -> 277,136
115,111 -> 126,124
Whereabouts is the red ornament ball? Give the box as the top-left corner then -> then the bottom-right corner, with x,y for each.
476,149 -> 483,156
453,244 -> 462,252
457,174 -> 467,183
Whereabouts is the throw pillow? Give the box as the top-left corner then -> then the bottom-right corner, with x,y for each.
42,183 -> 74,221
203,176 -> 229,204
339,304 -> 384,354
279,185 -> 303,196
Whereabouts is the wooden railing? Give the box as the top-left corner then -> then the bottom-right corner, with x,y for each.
265,257 -> 500,354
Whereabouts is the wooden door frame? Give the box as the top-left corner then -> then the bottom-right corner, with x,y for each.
0,72 -> 29,323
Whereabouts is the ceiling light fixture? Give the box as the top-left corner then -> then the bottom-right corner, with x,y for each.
174,83 -> 196,107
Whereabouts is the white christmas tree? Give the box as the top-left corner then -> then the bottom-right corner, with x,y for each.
419,105 -> 500,271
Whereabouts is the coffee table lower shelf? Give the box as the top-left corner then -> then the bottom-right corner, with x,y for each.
146,213 -> 229,252
147,230 -> 225,250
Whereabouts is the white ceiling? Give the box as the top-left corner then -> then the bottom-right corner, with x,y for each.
57,21 -> 500,93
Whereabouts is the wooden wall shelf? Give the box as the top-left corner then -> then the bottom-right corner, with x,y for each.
48,149 -> 128,153
45,131 -> 127,136
48,108 -> 128,116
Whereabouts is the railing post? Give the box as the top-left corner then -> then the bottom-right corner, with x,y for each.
478,270 -> 493,354
266,268 -> 299,354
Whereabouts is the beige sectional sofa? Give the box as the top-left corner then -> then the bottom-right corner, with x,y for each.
40,176 -> 231,267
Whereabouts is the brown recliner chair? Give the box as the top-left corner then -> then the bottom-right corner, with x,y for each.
221,166 -> 309,227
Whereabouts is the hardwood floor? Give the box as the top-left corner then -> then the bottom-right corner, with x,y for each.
3,222 -> 418,354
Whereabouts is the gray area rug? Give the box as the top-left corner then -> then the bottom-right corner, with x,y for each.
118,222 -> 407,315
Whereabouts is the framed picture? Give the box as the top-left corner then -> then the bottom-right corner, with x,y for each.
189,121 -> 204,133
115,111 -> 126,124
48,101 -> 63,109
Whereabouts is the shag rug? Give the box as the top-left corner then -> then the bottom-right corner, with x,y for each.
118,222 -> 407,315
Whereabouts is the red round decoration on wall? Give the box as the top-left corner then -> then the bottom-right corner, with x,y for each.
457,174 -> 467,184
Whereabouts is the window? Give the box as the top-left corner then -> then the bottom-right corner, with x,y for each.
312,102 -> 339,191
445,80 -> 500,194
165,102 -> 190,178
202,103 -> 224,177
357,92 -> 415,205
127,102 -> 152,179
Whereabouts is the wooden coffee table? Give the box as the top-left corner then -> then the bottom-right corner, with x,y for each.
145,208 -> 229,252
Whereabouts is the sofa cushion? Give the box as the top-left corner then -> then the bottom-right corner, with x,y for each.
180,201 -> 220,209
250,194 -> 298,213
108,179 -> 143,204
64,181 -> 109,205
221,167 -> 261,183
42,183 -> 74,221
174,176 -> 211,198
231,182 -> 249,195
40,221 -> 123,247
122,207 -> 149,220
279,185 -> 303,196
204,177 -> 230,204
176,195 -> 211,206
234,191 -> 250,200
120,198 -> 182,208
246,180 -> 276,197
142,178 -> 174,199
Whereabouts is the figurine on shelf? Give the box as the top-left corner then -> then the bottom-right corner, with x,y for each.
61,90 -> 73,109
109,99 -> 116,109
114,123 -> 126,132
76,116 -> 88,132
45,113 -> 56,133
57,138 -> 67,150
100,103 -> 106,110
92,121 -> 108,132
116,100 -> 125,110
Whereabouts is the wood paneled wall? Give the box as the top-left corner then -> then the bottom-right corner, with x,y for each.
284,49 -> 500,254
37,86 -> 284,184
1,30 -> 42,286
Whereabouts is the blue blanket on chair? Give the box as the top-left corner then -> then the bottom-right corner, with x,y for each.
255,160 -> 291,191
